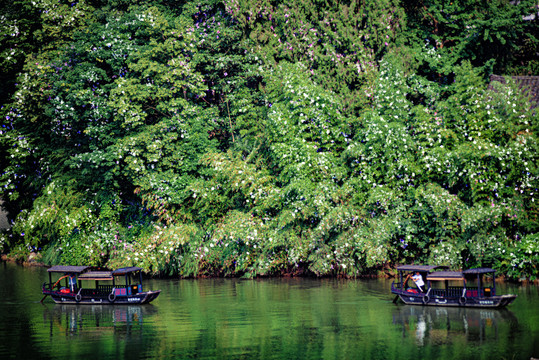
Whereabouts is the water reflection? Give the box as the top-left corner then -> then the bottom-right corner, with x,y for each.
1,262 -> 536,360
42,304 -> 156,337
392,305 -> 518,346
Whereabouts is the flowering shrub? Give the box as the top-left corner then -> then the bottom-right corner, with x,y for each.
0,0 -> 537,279
10,182 -> 98,249
497,233 -> 539,280
56,223 -> 121,267
264,62 -> 350,184
107,223 -> 199,275
428,240 -> 463,268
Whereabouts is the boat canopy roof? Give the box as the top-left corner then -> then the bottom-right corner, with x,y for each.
396,265 -> 449,272
46,265 -> 143,277
78,271 -> 113,281
47,265 -> 89,274
463,268 -> 496,275
427,271 -> 464,281
112,267 -> 143,276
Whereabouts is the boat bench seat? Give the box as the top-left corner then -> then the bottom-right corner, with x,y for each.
77,285 -> 133,296
431,287 -> 480,298
78,286 -> 115,295
79,288 -> 105,296
98,285 -> 115,293
432,287 -> 464,298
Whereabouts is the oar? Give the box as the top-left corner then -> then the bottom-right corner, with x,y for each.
392,295 -> 399,304
40,294 -> 48,303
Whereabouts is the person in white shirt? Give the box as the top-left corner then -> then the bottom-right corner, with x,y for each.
68,274 -> 77,292
411,272 -> 425,292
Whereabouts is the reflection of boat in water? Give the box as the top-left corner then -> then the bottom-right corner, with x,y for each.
42,304 -> 156,336
392,305 -> 518,346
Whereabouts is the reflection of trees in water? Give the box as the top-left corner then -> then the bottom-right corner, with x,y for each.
42,305 -> 156,337
392,305 -> 518,346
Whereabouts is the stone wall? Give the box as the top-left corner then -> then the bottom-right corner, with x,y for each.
0,199 -> 9,230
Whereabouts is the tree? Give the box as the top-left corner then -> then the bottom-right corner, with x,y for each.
402,0 -> 539,76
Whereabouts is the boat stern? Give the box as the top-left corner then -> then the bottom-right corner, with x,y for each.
140,290 -> 161,304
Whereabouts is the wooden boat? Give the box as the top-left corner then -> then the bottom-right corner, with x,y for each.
41,265 -> 161,304
391,265 -> 517,308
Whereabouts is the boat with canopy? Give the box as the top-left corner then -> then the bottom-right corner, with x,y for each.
391,265 -> 517,308
41,265 -> 161,304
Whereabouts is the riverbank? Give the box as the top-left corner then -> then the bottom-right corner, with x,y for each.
1,253 -> 46,268
3,252 -> 538,284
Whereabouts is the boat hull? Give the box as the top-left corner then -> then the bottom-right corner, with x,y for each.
395,292 -> 517,308
43,290 -> 161,305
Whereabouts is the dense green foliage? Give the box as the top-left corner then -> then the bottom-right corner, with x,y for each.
1,0 -> 538,279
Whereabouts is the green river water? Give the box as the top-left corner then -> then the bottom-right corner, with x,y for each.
1,261 -> 538,360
